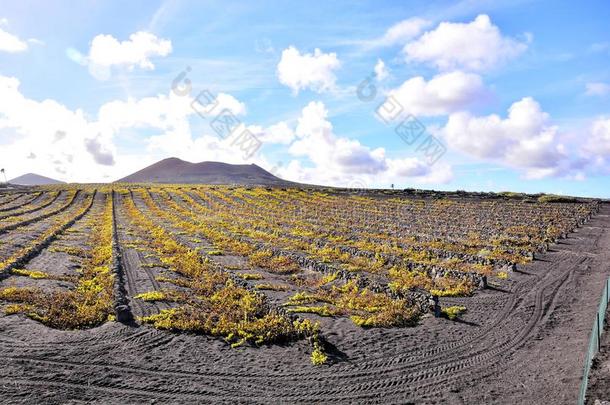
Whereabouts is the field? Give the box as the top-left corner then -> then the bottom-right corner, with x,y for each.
0,185 -> 608,403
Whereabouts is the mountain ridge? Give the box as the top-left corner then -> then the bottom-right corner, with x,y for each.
9,173 -> 65,186
116,157 -> 294,185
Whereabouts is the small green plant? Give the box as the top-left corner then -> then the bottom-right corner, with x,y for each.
4,303 -> 33,315
496,271 -> 508,279
135,291 -> 166,301
311,344 -> 328,365
429,278 -> 475,297
49,246 -> 88,257
318,272 -> 339,286
442,306 -> 466,320
0,287 -> 39,302
238,273 -> 264,280
12,269 -> 50,279
285,291 -> 324,305
287,305 -> 342,317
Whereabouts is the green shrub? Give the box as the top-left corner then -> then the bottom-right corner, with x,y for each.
442,305 -> 466,320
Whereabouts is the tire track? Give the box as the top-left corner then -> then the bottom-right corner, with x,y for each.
0,252 -> 573,391
114,191 -> 176,320
0,266 -> 592,402
0,376 -> 224,401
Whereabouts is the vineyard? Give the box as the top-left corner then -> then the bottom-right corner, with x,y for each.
0,184 -> 607,403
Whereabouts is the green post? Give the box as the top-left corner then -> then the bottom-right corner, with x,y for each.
598,313 -> 601,351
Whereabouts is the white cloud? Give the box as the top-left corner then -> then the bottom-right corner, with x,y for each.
98,90 -> 251,164
98,94 -> 190,131
388,159 -> 453,184
289,101 -> 387,174
277,46 -> 341,94
386,157 -> 432,178
585,82 -> 610,97
277,157 -> 452,187
589,42 -> 609,54
85,137 -> 115,166
441,97 -> 576,178
0,73 -> 259,181
66,47 -> 87,66
0,26 -> 28,53
98,91 -> 244,132
584,118 -> 610,158
274,101 -> 452,186
374,59 -> 389,81
214,93 -> 247,116
370,17 -> 431,48
26,38 -> 44,46
0,72 -> 452,187
250,122 -> 295,145
72,31 -> 172,79
388,70 -> 486,117
143,120 -> 275,170
404,14 -> 528,71
89,31 -> 172,69
0,75 -> 119,181
580,118 -> 610,175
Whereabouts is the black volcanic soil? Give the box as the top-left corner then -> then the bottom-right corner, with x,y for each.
454,205 -> 610,404
0,202 -> 609,404
0,191 -> 81,260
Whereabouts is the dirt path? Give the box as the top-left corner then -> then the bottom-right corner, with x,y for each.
0,202 -> 608,404
454,203 -> 610,404
113,191 -> 180,319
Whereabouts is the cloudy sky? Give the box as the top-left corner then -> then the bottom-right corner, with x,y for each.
0,0 -> 609,197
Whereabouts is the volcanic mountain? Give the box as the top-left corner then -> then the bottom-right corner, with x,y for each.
9,173 -> 65,186
116,157 -> 293,185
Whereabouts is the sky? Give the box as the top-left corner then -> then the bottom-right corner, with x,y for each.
0,0 -> 609,197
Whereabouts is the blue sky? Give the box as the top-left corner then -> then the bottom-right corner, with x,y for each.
0,0 -> 609,197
